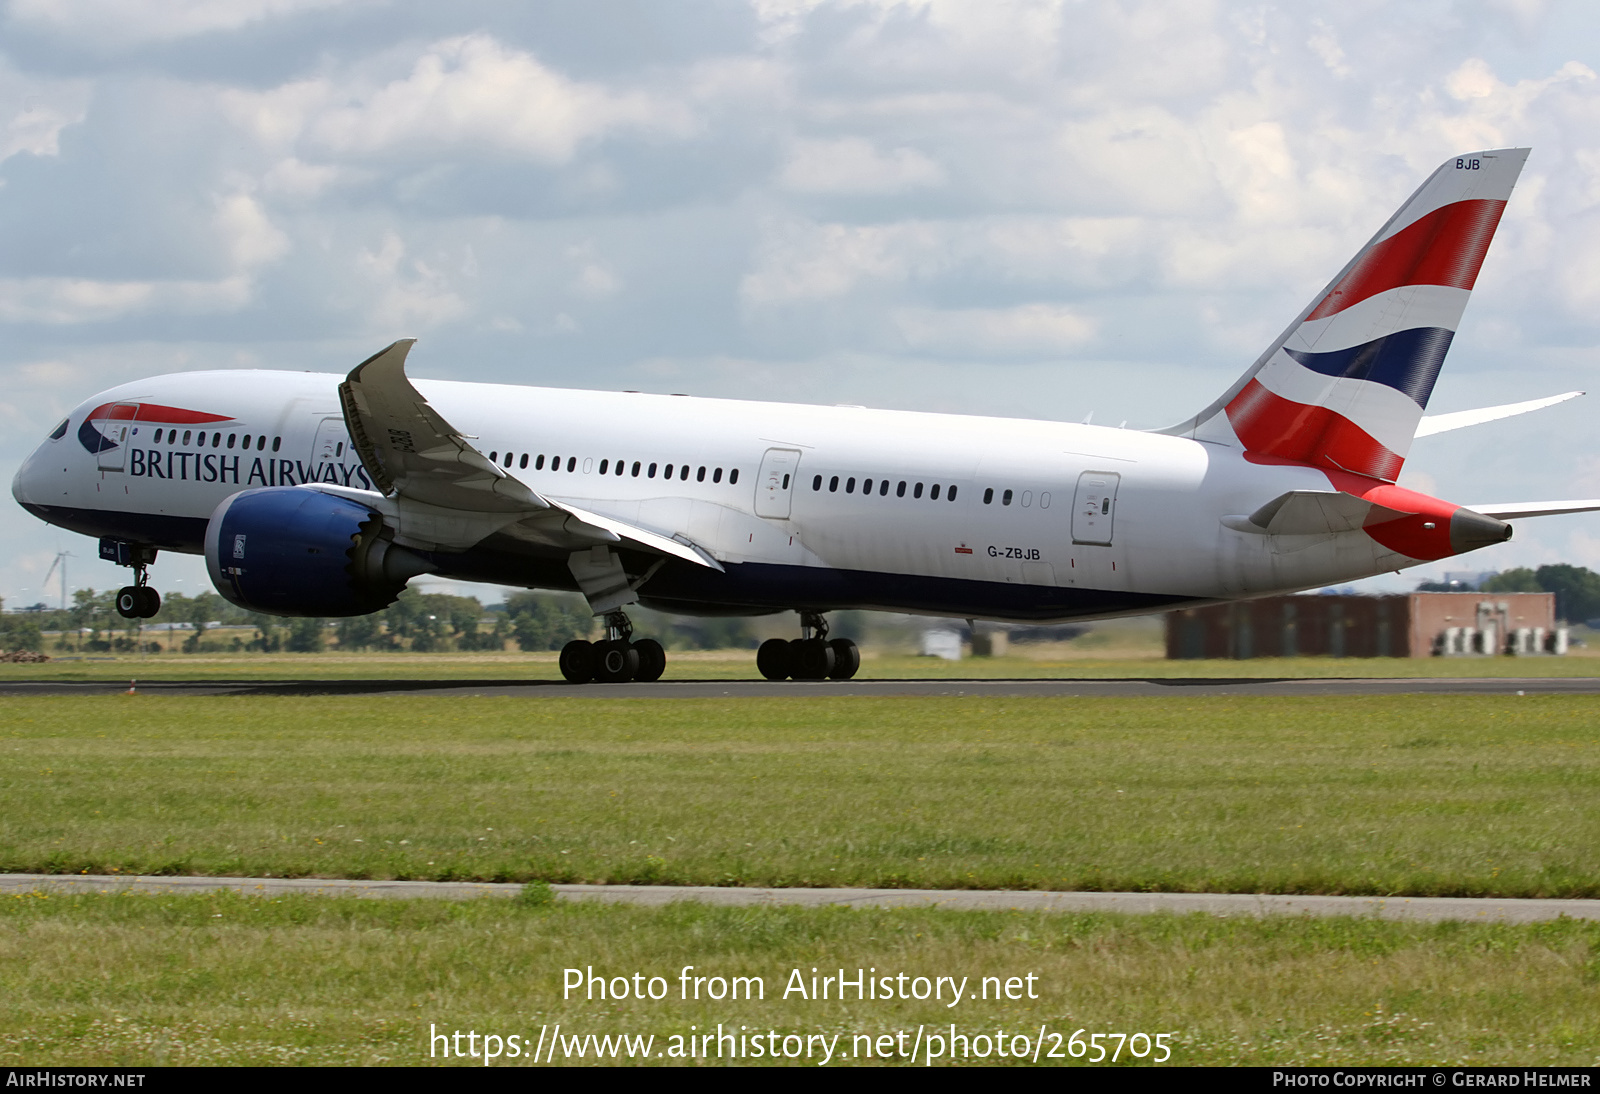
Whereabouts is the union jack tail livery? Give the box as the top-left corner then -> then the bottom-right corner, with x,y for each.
1176,148 -> 1529,481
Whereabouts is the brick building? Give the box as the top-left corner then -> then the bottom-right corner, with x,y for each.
1165,592 -> 1561,659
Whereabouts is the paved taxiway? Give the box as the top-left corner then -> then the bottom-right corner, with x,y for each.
3,676 -> 1600,698
4,874 -> 1596,923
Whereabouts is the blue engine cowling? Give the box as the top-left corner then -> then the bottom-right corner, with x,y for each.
204,487 -> 432,617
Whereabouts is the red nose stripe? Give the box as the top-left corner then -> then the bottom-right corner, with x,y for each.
87,402 -> 234,424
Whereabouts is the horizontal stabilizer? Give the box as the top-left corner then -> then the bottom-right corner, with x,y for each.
1415,391 -> 1583,438
1464,499 -> 1600,520
1224,490 -> 1414,536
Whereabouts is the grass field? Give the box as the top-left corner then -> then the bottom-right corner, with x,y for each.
4,693 -> 1598,897
7,647 -> 1600,680
2,891 -> 1597,1067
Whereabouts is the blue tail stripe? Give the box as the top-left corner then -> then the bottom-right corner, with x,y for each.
1283,326 -> 1455,408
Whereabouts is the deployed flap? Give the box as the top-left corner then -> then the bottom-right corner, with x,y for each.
339,339 -> 722,570
1415,391 -> 1583,438
1225,490 -> 1415,536
340,339 -> 546,513
1464,499 -> 1600,520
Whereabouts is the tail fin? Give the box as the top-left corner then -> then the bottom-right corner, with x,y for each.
1166,148 -> 1529,481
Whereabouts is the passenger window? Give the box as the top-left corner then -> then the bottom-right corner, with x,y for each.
632,461 -> 642,477
598,459 -> 608,474
729,469 -> 739,484
931,484 -> 941,500
616,460 -> 625,476
948,485 -> 957,501
1002,489 -> 1013,506
257,436 -> 267,451
813,475 -> 822,491
897,481 -> 906,497
213,432 -> 222,447
184,430 -> 193,445
782,473 -> 790,489
536,455 -> 545,470
914,483 -> 924,498
698,466 -> 707,482
829,475 -> 839,492
153,429 -> 164,443
665,464 -> 674,479
1102,497 -> 1111,514
681,465 -> 690,481
272,437 -> 281,452
567,457 -> 576,472
713,468 -> 722,483
521,454 -> 530,469
490,451 -> 498,462
648,463 -> 657,478
504,452 -> 513,468
845,477 -> 855,493
879,480 -> 889,496
227,434 -> 237,449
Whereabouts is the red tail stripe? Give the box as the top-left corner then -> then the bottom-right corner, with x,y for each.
1305,198 -> 1507,321
87,401 -> 234,424
1226,379 -> 1403,481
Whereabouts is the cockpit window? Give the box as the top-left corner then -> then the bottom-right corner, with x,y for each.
48,418 -> 69,441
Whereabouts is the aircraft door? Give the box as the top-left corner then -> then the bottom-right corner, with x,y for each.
1072,471 -> 1121,545
311,417 -> 350,465
97,404 -> 138,471
754,447 -> 802,519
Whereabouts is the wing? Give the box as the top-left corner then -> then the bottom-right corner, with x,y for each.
1464,500 -> 1600,520
1414,391 -> 1583,438
339,339 -> 721,570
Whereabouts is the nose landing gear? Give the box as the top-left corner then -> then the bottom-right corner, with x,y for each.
757,611 -> 859,681
103,539 -> 162,619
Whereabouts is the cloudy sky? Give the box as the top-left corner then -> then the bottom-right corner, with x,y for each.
4,0 -> 1600,608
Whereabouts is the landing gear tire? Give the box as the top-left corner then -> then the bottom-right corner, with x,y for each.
593,639 -> 640,683
827,638 -> 860,680
116,586 -> 160,619
756,638 -> 792,681
633,639 -> 666,683
791,637 -> 835,681
559,639 -> 595,684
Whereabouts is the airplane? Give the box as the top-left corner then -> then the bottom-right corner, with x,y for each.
13,146 -> 1600,683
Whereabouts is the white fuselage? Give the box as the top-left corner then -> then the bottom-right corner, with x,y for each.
14,369 -> 1422,621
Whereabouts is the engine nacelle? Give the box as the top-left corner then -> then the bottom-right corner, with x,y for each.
204,487 -> 432,617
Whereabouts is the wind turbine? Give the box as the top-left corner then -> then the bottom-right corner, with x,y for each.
41,551 -> 71,611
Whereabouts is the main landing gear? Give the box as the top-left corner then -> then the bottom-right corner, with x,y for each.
757,611 -> 860,681
558,611 -> 666,684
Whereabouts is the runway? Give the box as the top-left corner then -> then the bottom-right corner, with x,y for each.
3,676 -> 1600,698
4,873 -> 1595,923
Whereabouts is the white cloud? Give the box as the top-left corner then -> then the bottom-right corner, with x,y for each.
780,137 -> 944,194
8,0 -> 365,48
226,35 -> 689,164
0,61 -> 90,162
354,230 -> 468,332
0,276 -> 250,323
894,302 -> 1095,357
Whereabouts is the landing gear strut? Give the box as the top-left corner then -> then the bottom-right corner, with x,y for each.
757,611 -> 860,681
558,611 -> 666,684
106,540 -> 161,619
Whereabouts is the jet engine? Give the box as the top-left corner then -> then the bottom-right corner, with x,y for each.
204,487 -> 432,617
